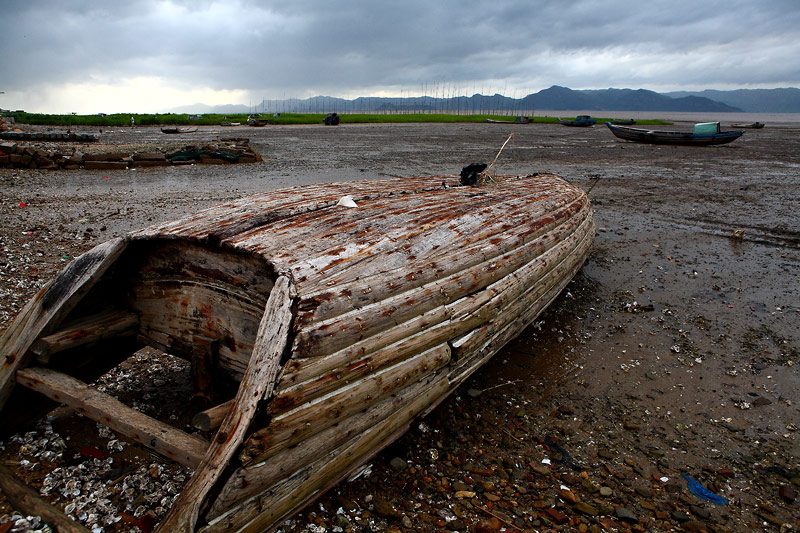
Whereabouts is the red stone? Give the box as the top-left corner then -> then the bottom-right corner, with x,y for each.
544,507 -> 569,525
779,484 -> 796,502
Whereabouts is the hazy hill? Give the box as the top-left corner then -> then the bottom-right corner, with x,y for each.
160,85 -> 800,114
665,88 -> 800,113
539,86 -> 741,112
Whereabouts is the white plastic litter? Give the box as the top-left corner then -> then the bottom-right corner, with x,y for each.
337,195 -> 358,208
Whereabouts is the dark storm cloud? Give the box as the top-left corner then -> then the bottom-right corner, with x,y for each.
2,0 -> 799,105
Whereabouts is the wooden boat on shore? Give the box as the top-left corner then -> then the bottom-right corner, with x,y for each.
486,116 -> 532,124
730,122 -> 765,129
558,115 -> 596,127
606,122 -> 745,146
161,127 -> 199,134
0,173 -> 594,532
611,118 -> 636,125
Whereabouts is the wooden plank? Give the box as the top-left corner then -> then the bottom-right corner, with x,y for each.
270,207 -> 592,413
132,280 -> 264,375
240,344 -> 451,465
207,371 -> 449,518
30,310 -> 139,363
155,275 -> 293,533
290,197 -> 589,358
451,220 -> 595,359
192,399 -> 234,431
0,237 -> 128,413
0,464 -> 91,533
14,367 -> 208,468
204,373 -> 450,533
291,183 -> 579,303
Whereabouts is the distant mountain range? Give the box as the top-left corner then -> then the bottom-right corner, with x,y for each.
665,88 -> 800,113
167,86 -> 800,115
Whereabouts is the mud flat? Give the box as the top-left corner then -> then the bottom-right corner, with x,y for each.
1,120 -> 799,531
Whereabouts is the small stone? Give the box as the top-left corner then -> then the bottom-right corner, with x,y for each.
716,467 -> 735,479
389,457 -> 407,471
455,490 -> 476,499
373,497 -> 401,518
472,517 -> 502,533
779,484 -> 796,502
558,404 -> 575,416
485,493 -> 500,502
599,486 -> 613,497
597,449 -> 616,459
401,514 -> 412,528
752,396 -> 772,406
452,481 -> 471,492
574,502 -> 598,516
467,388 -> 482,398
681,521 -> 711,533
690,505 -> 711,520
623,419 -> 641,430
614,506 -> 638,523
635,486 -> 652,498
543,508 -> 569,525
560,488 -> 578,503
532,465 -> 551,476
672,511 -> 691,523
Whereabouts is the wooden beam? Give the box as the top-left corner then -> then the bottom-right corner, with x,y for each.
30,310 -> 139,363
0,463 -> 91,533
192,399 -> 234,431
0,237 -> 128,413
155,275 -> 294,533
15,367 -> 208,468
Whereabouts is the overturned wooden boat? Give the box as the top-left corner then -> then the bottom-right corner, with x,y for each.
0,173 -> 594,532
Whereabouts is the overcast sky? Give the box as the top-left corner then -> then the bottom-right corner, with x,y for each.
2,0 -> 799,114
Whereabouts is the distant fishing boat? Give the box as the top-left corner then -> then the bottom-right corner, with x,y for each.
605,122 -> 745,146
558,115 -> 596,127
730,122 -> 765,129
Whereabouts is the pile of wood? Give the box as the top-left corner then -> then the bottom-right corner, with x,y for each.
0,130 -> 98,142
0,138 -> 262,170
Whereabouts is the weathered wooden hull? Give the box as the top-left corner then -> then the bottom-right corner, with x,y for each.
606,122 -> 745,145
0,173 -> 594,532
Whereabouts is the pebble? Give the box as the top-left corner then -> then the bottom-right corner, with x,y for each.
574,502 -> 598,516
389,457 -> 407,471
544,507 -> 570,525
681,521 -> 711,533
599,486 -> 613,497
614,506 -> 638,523
778,484 -> 796,502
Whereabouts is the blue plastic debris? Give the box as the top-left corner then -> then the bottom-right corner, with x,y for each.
682,473 -> 728,505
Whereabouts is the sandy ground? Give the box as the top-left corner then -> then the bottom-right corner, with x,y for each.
1,120 -> 799,532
